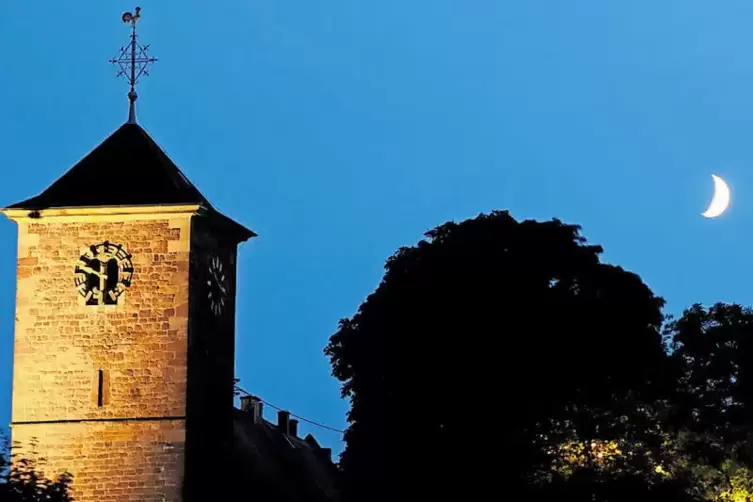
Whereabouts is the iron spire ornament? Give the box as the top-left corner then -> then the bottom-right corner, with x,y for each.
109,6 -> 157,124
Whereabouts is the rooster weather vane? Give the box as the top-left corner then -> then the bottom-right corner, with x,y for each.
109,7 -> 157,124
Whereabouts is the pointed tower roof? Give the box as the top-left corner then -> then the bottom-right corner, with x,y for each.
8,123 -> 210,209
5,122 -> 255,240
5,7 -> 254,242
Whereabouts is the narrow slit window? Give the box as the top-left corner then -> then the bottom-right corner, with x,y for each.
97,369 -> 104,407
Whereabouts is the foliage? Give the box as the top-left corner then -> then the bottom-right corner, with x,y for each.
662,304 -> 753,502
325,211 -> 753,502
535,468 -> 698,502
665,303 -> 753,446
550,439 -> 668,479
0,433 -> 74,502
538,302 -> 753,502
325,211 -> 673,501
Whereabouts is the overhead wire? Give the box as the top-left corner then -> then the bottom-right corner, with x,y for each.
236,385 -> 345,434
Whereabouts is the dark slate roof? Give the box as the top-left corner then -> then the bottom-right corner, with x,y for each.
7,123 -> 211,210
232,409 -> 339,502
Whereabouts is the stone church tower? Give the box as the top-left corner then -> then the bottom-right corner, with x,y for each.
2,118 -> 254,501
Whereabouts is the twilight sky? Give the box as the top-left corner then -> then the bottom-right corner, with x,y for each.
2,1 -> 753,453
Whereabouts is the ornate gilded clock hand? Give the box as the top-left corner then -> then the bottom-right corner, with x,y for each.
77,265 -> 95,275
78,265 -> 108,279
210,268 -> 227,295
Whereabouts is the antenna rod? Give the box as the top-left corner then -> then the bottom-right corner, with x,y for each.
109,6 -> 157,125
128,19 -> 138,123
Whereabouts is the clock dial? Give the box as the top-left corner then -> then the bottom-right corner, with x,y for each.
207,255 -> 228,316
74,241 -> 134,305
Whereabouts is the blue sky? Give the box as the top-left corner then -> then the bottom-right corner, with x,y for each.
2,1 -> 753,453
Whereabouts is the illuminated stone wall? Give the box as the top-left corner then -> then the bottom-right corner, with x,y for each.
12,421 -> 185,501
9,208 -> 193,502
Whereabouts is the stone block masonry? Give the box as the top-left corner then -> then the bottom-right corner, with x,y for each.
9,211 -> 194,502
12,420 -> 185,502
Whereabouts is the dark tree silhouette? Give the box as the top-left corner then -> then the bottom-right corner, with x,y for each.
325,211 -> 674,501
536,468 -> 699,502
662,303 -> 753,501
665,303 -> 753,445
0,434 -> 73,502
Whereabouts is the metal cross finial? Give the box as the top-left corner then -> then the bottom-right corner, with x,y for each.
109,6 -> 157,124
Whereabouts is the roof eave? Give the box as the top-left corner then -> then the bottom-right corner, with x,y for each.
198,206 -> 257,243
1,203 -> 205,222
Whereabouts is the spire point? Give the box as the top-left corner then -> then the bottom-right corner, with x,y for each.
127,90 -> 138,124
109,7 -> 157,124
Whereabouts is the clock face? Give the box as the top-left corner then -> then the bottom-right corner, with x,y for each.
74,241 -> 134,305
207,255 -> 228,316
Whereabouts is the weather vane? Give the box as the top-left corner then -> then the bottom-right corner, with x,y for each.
109,6 -> 157,124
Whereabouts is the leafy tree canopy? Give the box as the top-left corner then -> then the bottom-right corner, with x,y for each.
665,303 -> 753,447
326,211 -> 674,501
0,433 -> 73,502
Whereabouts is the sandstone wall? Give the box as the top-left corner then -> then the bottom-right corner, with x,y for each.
10,213 -> 192,502
12,420 -> 185,502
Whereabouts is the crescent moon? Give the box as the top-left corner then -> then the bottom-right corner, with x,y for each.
702,174 -> 731,218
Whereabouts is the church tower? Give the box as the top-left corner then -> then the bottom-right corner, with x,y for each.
2,8 -> 254,502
